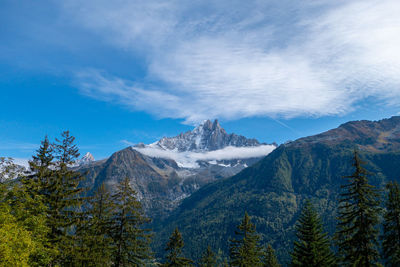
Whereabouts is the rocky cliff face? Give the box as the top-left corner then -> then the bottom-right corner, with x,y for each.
154,119 -> 261,152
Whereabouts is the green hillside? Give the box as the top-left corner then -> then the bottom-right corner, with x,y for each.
153,117 -> 400,263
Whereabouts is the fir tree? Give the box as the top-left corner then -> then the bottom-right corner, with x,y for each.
111,177 -> 152,266
335,151 -> 380,267
74,183 -> 115,266
24,132 -> 86,265
51,131 -> 87,264
262,244 -> 280,267
382,181 -> 400,266
163,227 -> 193,266
229,212 -> 263,267
199,245 -> 217,267
26,136 -> 54,194
291,200 -> 335,267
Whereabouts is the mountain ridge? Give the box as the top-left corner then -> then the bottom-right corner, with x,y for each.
151,119 -> 263,152
79,119 -> 275,218
152,116 -> 400,262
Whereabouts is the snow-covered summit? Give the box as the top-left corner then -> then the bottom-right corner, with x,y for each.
151,119 -> 261,152
132,120 -> 276,168
78,152 -> 95,165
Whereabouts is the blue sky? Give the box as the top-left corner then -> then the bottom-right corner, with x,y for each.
1,0 -> 400,160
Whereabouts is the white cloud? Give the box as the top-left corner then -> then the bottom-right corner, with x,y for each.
132,145 -> 276,168
64,0 -> 400,123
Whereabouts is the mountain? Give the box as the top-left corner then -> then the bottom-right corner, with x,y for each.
79,119 -> 276,218
133,119 -> 275,168
153,116 -> 400,262
78,152 -> 95,165
151,119 -> 261,152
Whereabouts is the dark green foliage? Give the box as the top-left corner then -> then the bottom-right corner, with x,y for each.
163,227 -> 193,266
111,177 -> 153,266
199,246 -> 217,267
74,183 -> 115,266
229,212 -> 263,266
335,151 -> 380,267
49,131 -> 86,264
23,132 -> 88,265
291,201 -> 335,267
382,181 -> 400,266
262,244 -> 280,267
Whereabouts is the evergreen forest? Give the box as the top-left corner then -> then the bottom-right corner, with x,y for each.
1,132 -> 400,266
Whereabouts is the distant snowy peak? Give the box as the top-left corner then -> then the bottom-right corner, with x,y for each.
132,119 -> 277,168
78,152 -> 95,165
152,119 -> 262,152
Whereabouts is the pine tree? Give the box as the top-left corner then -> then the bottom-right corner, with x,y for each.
26,136 -> 54,194
262,244 -> 280,267
215,248 -> 229,267
291,200 -> 335,267
335,151 -> 380,267
51,131 -> 87,264
74,183 -> 115,266
382,181 -> 400,266
199,245 -> 217,267
24,132 -> 87,265
163,227 -> 193,266
111,177 -> 153,266
229,212 -> 263,267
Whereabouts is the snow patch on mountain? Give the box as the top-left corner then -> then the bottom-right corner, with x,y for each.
76,152 -> 95,166
152,119 -> 261,152
132,145 -> 275,168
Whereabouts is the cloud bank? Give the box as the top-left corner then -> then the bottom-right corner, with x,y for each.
63,0 -> 400,123
132,145 -> 276,168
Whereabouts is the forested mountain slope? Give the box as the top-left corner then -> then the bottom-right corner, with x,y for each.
153,116 -> 400,262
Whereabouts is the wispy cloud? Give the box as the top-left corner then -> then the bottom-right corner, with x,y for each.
64,0 -> 400,123
132,145 -> 276,168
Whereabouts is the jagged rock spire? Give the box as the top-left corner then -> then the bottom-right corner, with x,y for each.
154,119 -> 260,152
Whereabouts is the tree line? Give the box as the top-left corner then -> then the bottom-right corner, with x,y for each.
1,133 -> 400,266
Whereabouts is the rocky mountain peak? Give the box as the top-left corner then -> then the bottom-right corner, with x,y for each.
153,119 -> 261,152
79,152 -> 95,165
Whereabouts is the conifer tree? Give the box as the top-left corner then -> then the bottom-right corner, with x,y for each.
163,227 -> 193,266
51,131 -> 87,264
215,248 -> 229,267
262,244 -> 280,267
335,151 -> 380,267
111,177 -> 152,266
199,245 -> 217,267
74,183 -> 115,266
382,181 -> 400,266
291,201 -> 335,267
26,136 -> 54,194
24,132 -> 86,265
229,212 -> 263,267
